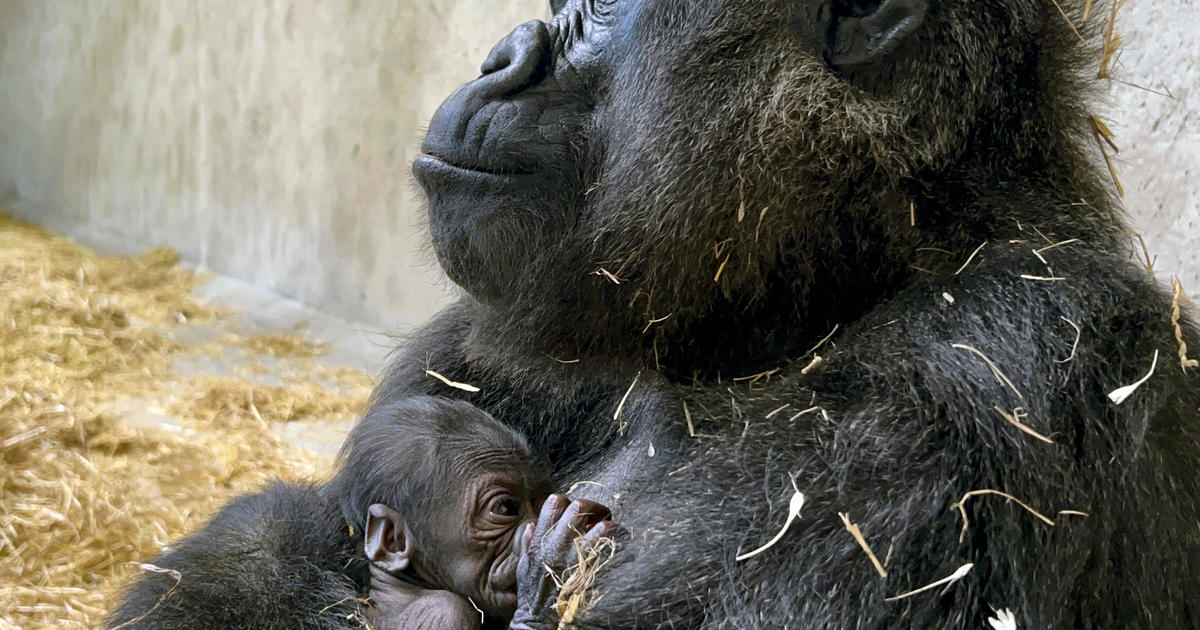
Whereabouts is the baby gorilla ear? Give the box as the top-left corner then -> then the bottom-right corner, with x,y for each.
825,0 -> 928,67
365,503 -> 414,574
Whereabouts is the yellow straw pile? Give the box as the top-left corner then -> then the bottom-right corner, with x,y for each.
0,212 -> 372,629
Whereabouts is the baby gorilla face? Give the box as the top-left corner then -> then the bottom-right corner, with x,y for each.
419,469 -> 549,618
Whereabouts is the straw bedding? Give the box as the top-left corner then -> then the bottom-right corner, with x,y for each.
0,212 -> 373,629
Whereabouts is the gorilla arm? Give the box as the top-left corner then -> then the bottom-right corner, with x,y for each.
107,483 -> 369,630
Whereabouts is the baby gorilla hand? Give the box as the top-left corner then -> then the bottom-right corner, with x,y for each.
509,494 -> 618,630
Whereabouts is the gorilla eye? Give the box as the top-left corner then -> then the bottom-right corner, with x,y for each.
490,496 -> 520,517
591,0 -> 619,13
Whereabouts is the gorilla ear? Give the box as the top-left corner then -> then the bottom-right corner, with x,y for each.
825,0 -> 928,68
365,504 -> 413,574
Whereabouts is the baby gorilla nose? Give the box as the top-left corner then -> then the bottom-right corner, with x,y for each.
478,21 -> 552,98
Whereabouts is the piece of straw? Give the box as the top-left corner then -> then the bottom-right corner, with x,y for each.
714,254 -> 731,283
951,344 -> 1024,400
993,406 -> 1054,444
1056,317 -> 1081,364
424,369 -> 481,393
1107,350 -> 1158,404
802,325 -> 839,359
764,403 -> 790,419
552,536 -> 617,628
838,513 -> 887,577
613,371 -> 641,435
1171,278 -> 1198,371
955,243 -> 988,275
800,355 -> 824,375
736,483 -> 805,562
885,563 -> 974,602
952,490 -> 1054,543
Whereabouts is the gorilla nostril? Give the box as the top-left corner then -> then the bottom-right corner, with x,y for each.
477,20 -> 552,98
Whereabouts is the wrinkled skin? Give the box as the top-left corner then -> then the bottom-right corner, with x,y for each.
410,473 -> 550,618
368,488 -> 613,630
365,471 -> 547,623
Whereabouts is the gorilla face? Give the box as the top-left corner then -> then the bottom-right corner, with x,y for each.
415,0 -> 1025,355
413,7 -> 614,305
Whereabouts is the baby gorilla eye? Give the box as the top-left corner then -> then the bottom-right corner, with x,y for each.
490,496 -> 520,517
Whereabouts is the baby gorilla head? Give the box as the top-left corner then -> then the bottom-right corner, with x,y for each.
331,396 -> 553,625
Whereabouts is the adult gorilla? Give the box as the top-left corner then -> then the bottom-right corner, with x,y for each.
401,0 -> 1200,626
112,0 -> 1200,628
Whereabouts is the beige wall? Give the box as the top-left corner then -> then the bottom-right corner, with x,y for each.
0,1 -> 1195,330
0,0 -> 544,330
1107,2 -> 1200,290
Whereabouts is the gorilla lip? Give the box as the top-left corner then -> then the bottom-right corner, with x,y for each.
414,153 -> 535,181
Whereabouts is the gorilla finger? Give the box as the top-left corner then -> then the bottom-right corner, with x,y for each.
542,500 -> 599,558
519,522 -> 535,557
534,494 -> 568,541
584,520 -> 618,539
568,498 -> 611,528
524,521 -> 536,549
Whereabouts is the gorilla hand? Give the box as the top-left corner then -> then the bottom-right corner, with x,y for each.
510,495 -> 617,630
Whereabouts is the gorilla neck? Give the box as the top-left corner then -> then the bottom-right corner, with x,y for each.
467,161 -> 1120,380
468,199 -> 898,376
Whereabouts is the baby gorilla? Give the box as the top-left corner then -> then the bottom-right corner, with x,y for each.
331,396 -> 616,629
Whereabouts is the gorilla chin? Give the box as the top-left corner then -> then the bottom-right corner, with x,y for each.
413,154 -> 549,305
412,16 -> 593,307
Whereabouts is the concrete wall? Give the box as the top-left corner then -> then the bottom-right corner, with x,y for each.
1107,2 -> 1200,288
0,0 -> 544,331
0,1 -> 1196,330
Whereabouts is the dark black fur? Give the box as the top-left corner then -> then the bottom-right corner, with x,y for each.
112,0 -> 1200,627
403,0 -> 1200,626
107,482 -> 368,629
378,248 -> 1200,629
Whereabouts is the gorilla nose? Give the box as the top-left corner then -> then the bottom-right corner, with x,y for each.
478,21 -> 551,98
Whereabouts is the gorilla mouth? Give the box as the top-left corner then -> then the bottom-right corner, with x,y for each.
414,153 -> 535,180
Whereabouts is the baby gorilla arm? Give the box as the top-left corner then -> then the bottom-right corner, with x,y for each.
510,496 -> 617,630
381,590 -> 482,630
